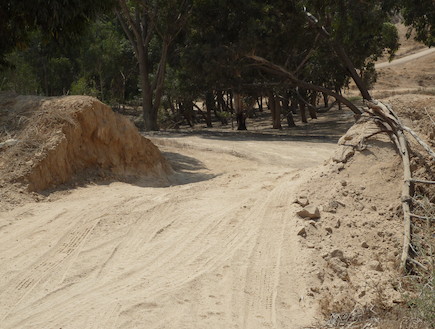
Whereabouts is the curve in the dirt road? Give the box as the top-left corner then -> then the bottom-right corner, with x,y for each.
376,47 -> 435,69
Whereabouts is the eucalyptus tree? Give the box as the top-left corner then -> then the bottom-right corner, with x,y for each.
115,0 -> 192,131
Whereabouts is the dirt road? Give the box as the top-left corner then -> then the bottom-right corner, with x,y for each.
0,134 -> 336,329
375,47 -> 435,69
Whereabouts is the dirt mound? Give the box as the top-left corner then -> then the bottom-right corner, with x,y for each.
0,93 -> 171,192
294,95 -> 434,325
294,119 -> 404,317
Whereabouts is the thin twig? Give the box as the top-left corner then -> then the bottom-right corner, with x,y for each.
408,258 -> 429,271
409,179 -> 435,185
423,107 -> 435,126
409,213 -> 434,220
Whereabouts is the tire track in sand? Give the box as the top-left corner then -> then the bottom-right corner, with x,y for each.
0,213 -> 106,322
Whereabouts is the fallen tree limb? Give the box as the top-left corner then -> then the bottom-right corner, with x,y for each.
366,100 -> 413,273
402,125 -> 435,160
409,179 -> 435,185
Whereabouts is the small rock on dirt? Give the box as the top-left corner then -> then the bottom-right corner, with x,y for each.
297,227 -> 307,238
328,258 -> 349,281
297,206 -> 320,219
323,200 -> 345,213
294,196 -> 309,207
368,260 -> 383,272
355,202 -> 365,211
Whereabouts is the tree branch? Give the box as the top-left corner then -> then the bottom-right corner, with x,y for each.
246,55 -> 362,115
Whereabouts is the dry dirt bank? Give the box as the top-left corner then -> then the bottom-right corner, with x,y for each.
0,94 -> 170,196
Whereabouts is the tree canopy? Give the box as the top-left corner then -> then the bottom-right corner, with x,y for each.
1,0 -> 432,130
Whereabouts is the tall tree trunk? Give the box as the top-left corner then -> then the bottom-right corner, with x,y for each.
273,97 -> 282,129
282,95 -> 296,127
257,96 -> 263,112
322,92 -> 329,108
267,91 -> 282,129
138,51 -> 158,131
268,90 -> 276,124
290,98 -> 298,114
308,92 -> 318,119
234,92 -> 247,130
204,91 -> 214,128
299,100 -> 307,123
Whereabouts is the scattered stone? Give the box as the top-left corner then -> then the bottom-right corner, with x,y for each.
310,287 -> 320,294
355,202 -> 365,211
342,190 -> 349,196
368,260 -> 383,272
361,242 -> 369,249
323,200 -> 345,213
329,249 -> 346,262
325,227 -> 333,235
340,180 -> 347,187
334,219 -> 341,229
371,205 -> 377,211
328,258 -> 349,281
296,206 -> 320,219
316,271 -> 325,283
294,196 -> 309,207
297,227 -> 307,238
308,220 -> 317,228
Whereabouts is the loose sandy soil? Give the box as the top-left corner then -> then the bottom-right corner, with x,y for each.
0,28 -> 433,329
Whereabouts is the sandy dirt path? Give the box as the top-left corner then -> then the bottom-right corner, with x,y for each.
0,135 -> 337,329
375,47 -> 435,69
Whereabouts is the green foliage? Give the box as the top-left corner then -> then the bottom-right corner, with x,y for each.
0,52 -> 40,94
70,77 -> 98,97
1,18 -> 139,102
0,0 -> 116,66
75,18 -> 137,103
383,0 -> 435,47
382,23 -> 400,61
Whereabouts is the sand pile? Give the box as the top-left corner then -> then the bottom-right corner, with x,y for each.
0,93 -> 171,192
